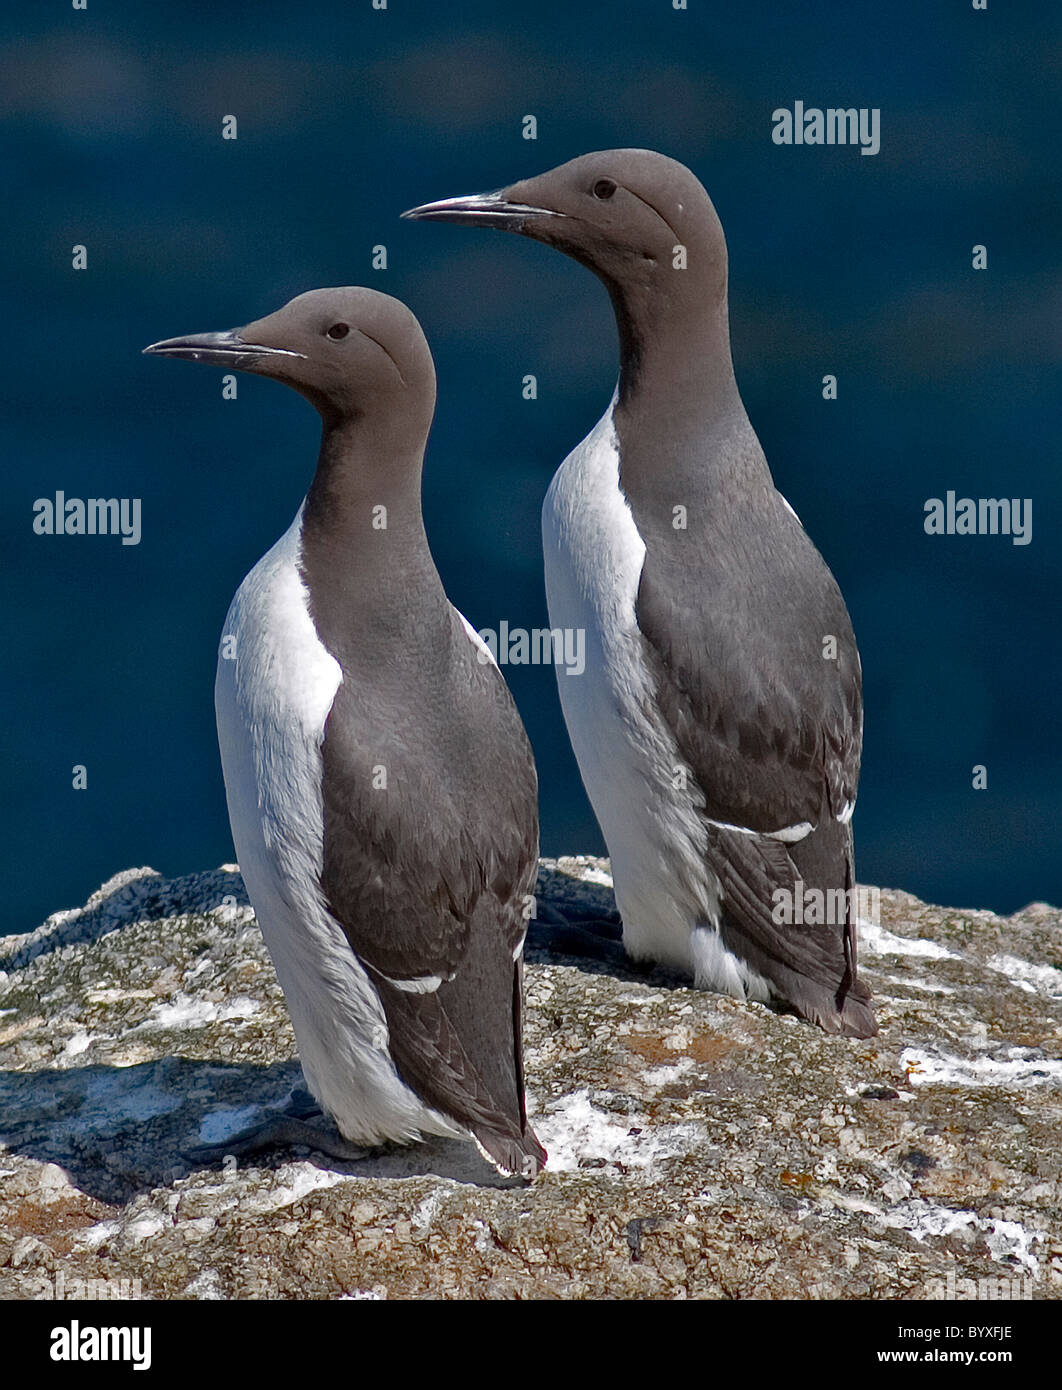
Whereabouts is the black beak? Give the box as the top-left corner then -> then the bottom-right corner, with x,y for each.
401,191 -> 562,231
142,330 -> 306,368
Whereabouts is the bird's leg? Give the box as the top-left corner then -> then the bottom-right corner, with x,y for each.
535,900 -> 622,936
528,902 -> 637,969
184,1087 -> 375,1164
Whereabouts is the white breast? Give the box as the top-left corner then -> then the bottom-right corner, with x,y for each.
541,401 -> 771,1001
214,506 -> 463,1145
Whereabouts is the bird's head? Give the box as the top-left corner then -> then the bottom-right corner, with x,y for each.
144,287 -> 436,428
404,149 -> 728,305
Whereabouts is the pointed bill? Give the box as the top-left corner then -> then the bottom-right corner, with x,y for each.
142,330 -> 306,368
402,191 -> 563,229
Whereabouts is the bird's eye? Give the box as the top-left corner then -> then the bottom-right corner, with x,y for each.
326,323 -> 350,340
592,178 -> 617,200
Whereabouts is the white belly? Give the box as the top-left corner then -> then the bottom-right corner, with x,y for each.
541,403 -> 771,1001
214,506 -> 463,1145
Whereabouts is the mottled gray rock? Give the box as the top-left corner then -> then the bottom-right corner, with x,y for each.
1,860 -> 1059,1300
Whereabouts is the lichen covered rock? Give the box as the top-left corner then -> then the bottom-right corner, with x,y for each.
1,860 -> 1059,1299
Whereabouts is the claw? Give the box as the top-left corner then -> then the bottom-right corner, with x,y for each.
185,1091 -> 374,1164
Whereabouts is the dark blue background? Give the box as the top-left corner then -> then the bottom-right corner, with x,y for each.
3,1 -> 1059,932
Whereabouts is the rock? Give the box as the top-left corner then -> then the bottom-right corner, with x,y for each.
0,859 -> 1058,1300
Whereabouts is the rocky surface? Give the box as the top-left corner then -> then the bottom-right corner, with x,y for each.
1,859 -> 1060,1300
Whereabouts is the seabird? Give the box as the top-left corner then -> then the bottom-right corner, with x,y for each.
405,151 -> 876,1037
144,287 -> 547,1175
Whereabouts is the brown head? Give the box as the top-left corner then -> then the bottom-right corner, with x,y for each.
144,287 -> 437,437
404,150 -> 732,377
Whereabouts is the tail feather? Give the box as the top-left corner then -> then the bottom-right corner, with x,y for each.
711,817 -> 878,1039
474,1125 -> 547,1180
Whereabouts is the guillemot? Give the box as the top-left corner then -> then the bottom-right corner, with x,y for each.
144,287 -> 547,1174
405,151 -> 876,1037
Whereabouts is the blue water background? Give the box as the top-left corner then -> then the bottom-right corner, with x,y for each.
3,1 -> 1060,931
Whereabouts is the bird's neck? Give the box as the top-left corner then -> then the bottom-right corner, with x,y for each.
606,273 -> 769,506
299,415 -> 449,650
612,273 -> 738,429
